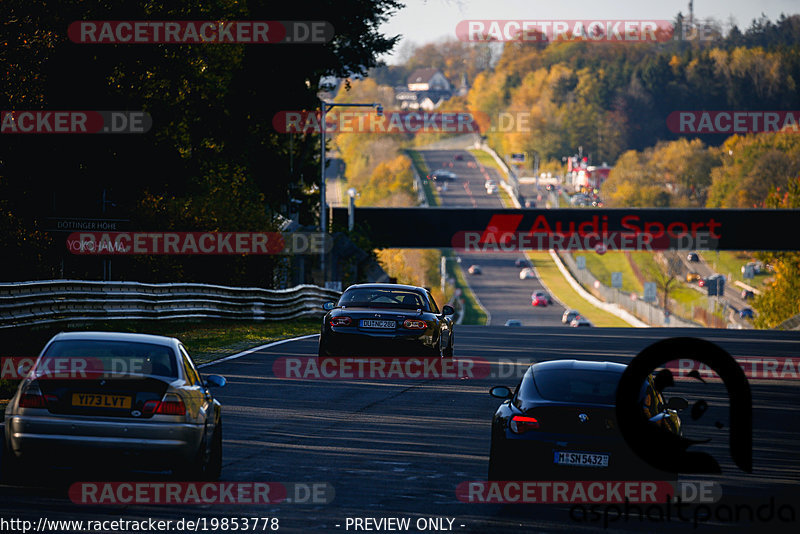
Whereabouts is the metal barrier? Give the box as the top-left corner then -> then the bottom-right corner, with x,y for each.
778,313 -> 800,331
558,254 -> 699,328
0,280 -> 341,329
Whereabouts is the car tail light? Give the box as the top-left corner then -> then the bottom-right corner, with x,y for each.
18,381 -> 48,409
403,319 -> 427,329
145,394 -> 186,416
510,415 -> 540,434
19,393 -> 47,409
330,316 -> 352,327
142,399 -> 160,414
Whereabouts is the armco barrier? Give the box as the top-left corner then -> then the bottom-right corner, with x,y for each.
778,313 -> 800,331
558,253 -> 699,328
0,280 -> 341,329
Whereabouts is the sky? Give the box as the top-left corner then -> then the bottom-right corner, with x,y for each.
378,0 -> 800,64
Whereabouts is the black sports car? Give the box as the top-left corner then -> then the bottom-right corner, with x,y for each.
318,283 -> 455,358
488,360 -> 685,481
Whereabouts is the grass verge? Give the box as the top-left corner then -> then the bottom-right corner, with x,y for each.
405,149 -> 439,206
527,252 -> 631,327
700,250 -> 770,288
578,251 -> 643,294
468,148 -> 504,172
446,252 -> 489,325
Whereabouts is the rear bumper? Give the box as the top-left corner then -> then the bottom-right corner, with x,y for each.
495,433 -> 675,481
6,413 -> 204,463
321,329 -> 437,356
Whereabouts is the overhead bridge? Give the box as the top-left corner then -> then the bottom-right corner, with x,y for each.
331,208 -> 800,251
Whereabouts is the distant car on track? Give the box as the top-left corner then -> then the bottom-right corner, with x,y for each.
468,265 -> 482,275
561,309 -> 580,324
318,283 -> 455,358
739,308 -> 754,319
741,289 -> 755,300
430,169 -> 456,182
687,253 -> 699,262
531,290 -> 552,306
519,268 -> 536,280
515,258 -> 531,268
686,271 -> 701,283
504,319 -> 523,327
570,316 -> 593,327
488,360 -> 685,481
3,331 -> 226,481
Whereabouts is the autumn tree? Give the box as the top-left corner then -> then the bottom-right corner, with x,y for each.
753,176 -> 800,328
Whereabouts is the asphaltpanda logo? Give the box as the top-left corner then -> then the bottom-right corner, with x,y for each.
615,336 -> 752,474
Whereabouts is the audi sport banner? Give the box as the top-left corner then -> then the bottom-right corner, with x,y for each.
331,208 -> 800,251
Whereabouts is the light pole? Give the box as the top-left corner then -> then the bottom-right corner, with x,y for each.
319,100 -> 382,284
347,187 -> 358,231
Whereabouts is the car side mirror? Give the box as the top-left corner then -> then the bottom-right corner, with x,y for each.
205,375 -> 226,388
490,386 -> 512,399
442,305 -> 455,316
323,302 -> 335,311
666,396 -> 689,411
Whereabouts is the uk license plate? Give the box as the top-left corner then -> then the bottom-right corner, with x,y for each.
72,393 -> 132,409
360,320 -> 396,329
554,451 -> 609,467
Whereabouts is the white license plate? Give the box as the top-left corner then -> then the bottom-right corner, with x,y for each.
360,319 -> 396,329
554,451 -> 609,467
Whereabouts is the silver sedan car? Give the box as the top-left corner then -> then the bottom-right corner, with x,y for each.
3,331 -> 225,480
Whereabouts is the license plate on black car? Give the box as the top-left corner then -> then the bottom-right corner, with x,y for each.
360,320 -> 395,329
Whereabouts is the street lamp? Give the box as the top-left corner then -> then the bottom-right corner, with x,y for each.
346,187 -> 359,231
319,99 -> 382,284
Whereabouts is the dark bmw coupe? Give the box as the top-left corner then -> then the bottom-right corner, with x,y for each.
318,284 -> 455,358
488,360 -> 685,481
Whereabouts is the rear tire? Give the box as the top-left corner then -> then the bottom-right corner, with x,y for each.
206,424 -> 223,481
488,439 -> 510,481
1,440 -> 22,484
176,423 -> 222,481
443,333 -> 454,358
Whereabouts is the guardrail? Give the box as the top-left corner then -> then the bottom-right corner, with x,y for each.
0,280 -> 341,329
778,313 -> 800,331
558,253 -> 699,328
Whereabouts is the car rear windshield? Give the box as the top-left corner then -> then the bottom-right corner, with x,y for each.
40,340 -> 178,378
338,288 -> 427,310
530,369 -> 621,404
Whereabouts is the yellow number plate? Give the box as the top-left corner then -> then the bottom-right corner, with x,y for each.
71,393 -> 132,409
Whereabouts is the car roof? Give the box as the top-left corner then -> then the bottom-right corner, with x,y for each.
531,359 -> 625,374
344,283 -> 427,293
50,331 -> 179,348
